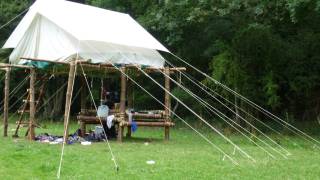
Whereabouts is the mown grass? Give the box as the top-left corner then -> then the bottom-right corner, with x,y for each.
0,119 -> 320,179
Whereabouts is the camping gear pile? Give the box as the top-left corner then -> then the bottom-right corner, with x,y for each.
35,126 -> 110,144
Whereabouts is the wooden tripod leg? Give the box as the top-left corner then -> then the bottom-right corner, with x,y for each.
63,61 -> 76,143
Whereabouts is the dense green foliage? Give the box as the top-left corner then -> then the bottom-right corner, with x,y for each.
1,0 -> 320,123
85,0 -> 320,122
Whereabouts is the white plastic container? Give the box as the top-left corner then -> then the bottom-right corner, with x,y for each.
97,105 -> 109,117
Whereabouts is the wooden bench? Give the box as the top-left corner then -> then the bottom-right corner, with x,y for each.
77,110 -> 174,138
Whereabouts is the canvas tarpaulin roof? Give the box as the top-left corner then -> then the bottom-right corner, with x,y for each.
2,0 -> 169,68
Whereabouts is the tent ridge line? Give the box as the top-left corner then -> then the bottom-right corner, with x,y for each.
19,57 -> 186,72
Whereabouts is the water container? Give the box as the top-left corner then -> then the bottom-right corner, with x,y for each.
97,105 -> 109,117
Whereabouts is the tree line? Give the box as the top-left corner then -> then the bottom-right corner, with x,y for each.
1,0 -> 319,123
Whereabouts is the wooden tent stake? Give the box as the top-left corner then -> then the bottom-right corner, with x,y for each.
3,67 -> 10,137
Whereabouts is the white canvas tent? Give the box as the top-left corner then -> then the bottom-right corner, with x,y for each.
2,0 -> 169,68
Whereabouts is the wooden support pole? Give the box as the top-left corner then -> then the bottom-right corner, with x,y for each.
119,67 -> 127,114
20,57 -> 69,65
3,67 -> 10,137
123,121 -> 174,127
164,66 -> 171,140
0,63 -> 33,69
63,61 -> 77,143
28,68 -> 36,140
17,60 -> 186,73
127,79 -> 133,109
118,66 -> 126,142
77,115 -> 163,122
126,78 -> 133,138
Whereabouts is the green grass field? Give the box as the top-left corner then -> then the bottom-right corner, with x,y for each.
0,120 -> 320,179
